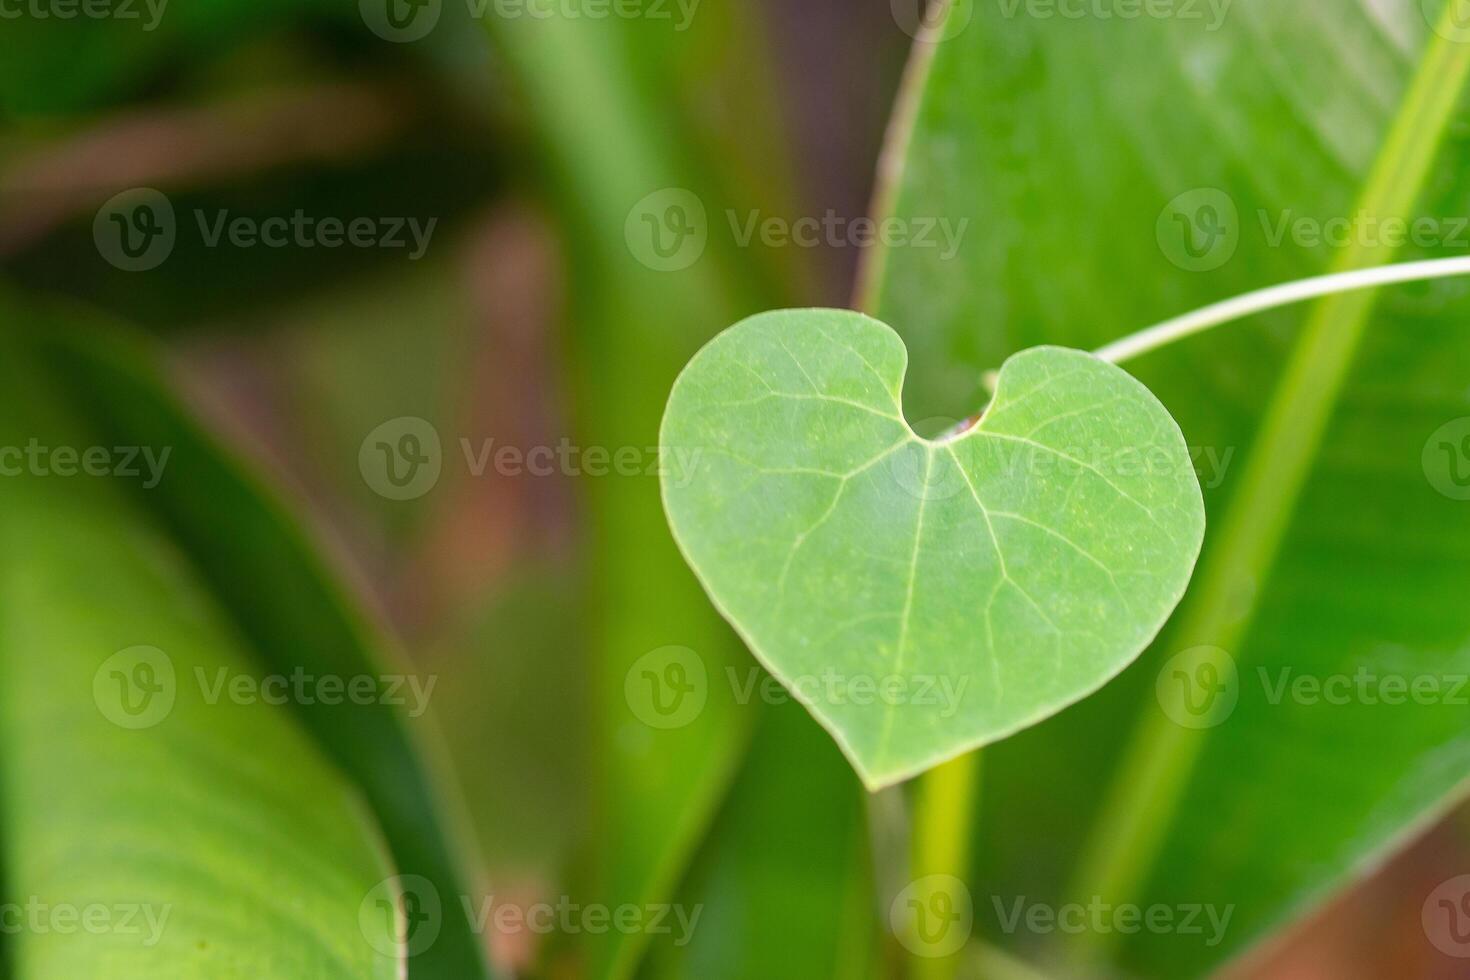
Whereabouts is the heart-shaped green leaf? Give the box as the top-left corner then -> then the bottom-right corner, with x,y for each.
661,309 -> 1205,788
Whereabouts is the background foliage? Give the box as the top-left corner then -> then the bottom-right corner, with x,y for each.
3,1 -> 1470,978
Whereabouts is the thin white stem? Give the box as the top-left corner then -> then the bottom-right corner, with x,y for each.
1094,256 -> 1470,364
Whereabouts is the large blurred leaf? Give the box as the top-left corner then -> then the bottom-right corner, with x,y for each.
871,1 -> 1470,975
480,7 -> 864,978
0,331 -> 399,977
636,700 -> 877,980
7,291 -> 494,980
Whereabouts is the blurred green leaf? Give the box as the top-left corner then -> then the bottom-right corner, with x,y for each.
480,9 -> 789,978
9,292 -> 495,980
0,0 -> 348,116
429,572 -> 588,879
872,1 -> 1470,974
0,330 -> 399,978
636,700 -> 877,980
661,310 -> 1204,789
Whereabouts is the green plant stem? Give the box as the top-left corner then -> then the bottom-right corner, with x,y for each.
910,750 -> 980,980
1094,256 -> 1470,365
1065,9 -> 1470,969
855,0 -> 952,313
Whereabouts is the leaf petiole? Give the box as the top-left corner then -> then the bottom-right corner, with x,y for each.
909,751 -> 981,980
1093,255 -> 1470,365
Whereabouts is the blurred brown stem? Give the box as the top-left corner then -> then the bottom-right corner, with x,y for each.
0,80 -> 411,256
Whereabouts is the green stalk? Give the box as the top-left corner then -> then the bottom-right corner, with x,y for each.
908,751 -> 981,980
1065,7 -> 1470,968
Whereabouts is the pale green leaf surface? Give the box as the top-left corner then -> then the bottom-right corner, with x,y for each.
0,337 -> 400,978
661,309 -> 1204,788
16,294 -> 494,980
